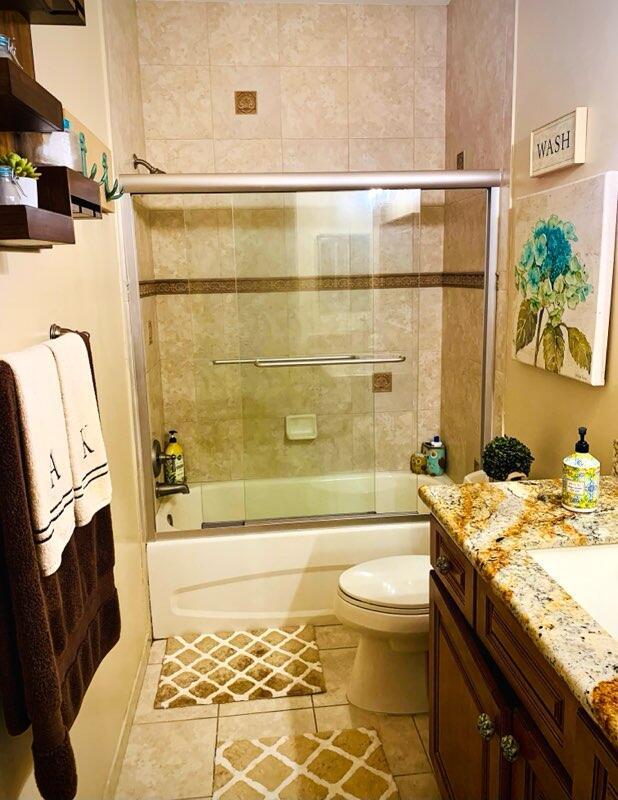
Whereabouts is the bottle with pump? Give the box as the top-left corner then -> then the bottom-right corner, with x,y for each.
561,427 -> 600,512
164,430 -> 185,485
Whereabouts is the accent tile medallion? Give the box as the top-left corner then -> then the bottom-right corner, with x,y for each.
235,90 -> 258,114
213,727 -> 399,800
155,625 -> 326,708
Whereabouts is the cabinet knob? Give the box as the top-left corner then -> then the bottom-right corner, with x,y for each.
436,554 -> 451,574
500,734 -> 520,763
477,713 -> 495,740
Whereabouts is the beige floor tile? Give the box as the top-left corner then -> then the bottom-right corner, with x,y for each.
312,647 -> 356,707
218,694 -> 312,717
148,639 -> 166,665
115,718 -> 217,800
217,708 -> 316,743
414,713 -> 430,756
315,624 -> 360,650
314,705 -> 430,776
395,772 -> 441,799
134,665 -> 218,724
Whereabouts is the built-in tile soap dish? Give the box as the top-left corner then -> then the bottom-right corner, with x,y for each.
285,414 -> 317,441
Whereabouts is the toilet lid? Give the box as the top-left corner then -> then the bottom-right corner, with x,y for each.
339,555 -> 430,610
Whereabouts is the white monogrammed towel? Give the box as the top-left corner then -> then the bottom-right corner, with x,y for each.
45,333 -> 111,527
2,345 -> 75,576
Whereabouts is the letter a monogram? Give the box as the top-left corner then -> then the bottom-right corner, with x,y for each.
50,451 -> 61,488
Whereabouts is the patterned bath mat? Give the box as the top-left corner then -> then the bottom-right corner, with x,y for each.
213,728 -> 399,800
154,625 -> 326,708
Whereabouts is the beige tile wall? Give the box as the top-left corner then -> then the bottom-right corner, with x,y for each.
134,2 -> 447,490
135,1 -> 446,174
442,0 -> 515,482
147,190 -> 441,485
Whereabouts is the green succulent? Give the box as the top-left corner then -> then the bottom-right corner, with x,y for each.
0,152 -> 41,179
482,436 -> 534,482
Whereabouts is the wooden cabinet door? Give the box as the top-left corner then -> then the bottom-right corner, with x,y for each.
510,709 -> 571,800
430,573 -> 511,800
573,710 -> 618,800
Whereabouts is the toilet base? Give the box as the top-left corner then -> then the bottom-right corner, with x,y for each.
347,636 -> 428,715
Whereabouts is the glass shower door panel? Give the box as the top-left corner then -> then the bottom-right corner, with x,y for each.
234,190 -> 377,521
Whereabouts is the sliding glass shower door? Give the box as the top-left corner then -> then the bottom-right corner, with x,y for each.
231,188 -> 420,520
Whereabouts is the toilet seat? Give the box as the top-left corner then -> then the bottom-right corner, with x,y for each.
338,555 -> 430,614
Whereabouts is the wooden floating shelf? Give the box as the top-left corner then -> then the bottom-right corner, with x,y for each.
0,0 -> 85,26
0,58 -> 63,132
38,166 -> 102,220
0,205 -> 75,247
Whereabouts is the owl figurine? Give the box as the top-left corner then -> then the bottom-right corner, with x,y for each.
425,448 -> 446,476
410,453 -> 427,475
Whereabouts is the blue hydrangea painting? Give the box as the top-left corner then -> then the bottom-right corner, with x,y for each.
513,173 -> 618,385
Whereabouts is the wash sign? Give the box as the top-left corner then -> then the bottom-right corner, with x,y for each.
530,107 -> 587,177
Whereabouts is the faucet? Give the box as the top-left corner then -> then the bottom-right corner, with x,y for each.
155,482 -> 190,498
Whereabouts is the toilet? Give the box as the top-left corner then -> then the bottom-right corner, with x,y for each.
334,555 -> 430,715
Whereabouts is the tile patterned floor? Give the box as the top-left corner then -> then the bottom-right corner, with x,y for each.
115,625 -> 440,800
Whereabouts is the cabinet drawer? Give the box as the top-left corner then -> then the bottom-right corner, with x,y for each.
476,578 -> 577,774
430,519 -> 476,625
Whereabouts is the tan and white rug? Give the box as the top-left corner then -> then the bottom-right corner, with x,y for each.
213,728 -> 399,800
154,625 -> 326,708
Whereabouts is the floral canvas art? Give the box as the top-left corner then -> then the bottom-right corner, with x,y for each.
513,172 -> 618,385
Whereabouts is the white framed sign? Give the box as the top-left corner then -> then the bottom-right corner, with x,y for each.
530,107 -> 588,177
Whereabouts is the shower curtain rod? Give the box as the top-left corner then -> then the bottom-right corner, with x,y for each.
119,169 -> 502,195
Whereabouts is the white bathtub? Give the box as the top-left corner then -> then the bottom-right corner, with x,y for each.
147,517 -> 430,639
155,470 -> 450,531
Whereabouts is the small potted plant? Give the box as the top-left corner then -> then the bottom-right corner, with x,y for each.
0,152 -> 41,208
482,436 -> 534,482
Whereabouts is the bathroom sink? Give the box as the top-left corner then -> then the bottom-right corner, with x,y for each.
530,544 -> 618,639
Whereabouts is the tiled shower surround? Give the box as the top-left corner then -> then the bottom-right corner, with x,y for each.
140,191 -> 446,484
132,2 -> 489,490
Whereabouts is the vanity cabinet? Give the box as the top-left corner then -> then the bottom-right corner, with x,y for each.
573,711 -> 618,800
429,517 -> 615,800
430,573 -> 570,800
430,573 -> 510,799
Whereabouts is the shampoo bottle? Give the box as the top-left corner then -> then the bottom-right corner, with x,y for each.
561,427 -> 600,513
164,430 -> 185,485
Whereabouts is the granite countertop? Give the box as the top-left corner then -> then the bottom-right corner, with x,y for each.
419,476 -> 618,748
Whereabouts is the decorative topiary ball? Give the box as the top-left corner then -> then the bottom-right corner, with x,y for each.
482,436 -> 534,482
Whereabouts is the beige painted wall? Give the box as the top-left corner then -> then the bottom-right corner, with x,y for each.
504,0 -> 618,477
0,2 -> 150,797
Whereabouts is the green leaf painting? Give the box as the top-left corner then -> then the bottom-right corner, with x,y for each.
514,214 -> 592,376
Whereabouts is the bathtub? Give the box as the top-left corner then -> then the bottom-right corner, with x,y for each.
148,471 -> 451,638
147,517 -> 430,639
154,470 -> 451,531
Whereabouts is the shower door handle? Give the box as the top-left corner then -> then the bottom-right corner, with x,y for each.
255,355 -> 406,368
212,354 -> 406,367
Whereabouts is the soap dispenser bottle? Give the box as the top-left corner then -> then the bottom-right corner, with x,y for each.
164,430 -> 185,485
562,427 -> 600,512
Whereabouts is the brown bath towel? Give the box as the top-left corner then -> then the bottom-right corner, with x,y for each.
0,335 -> 120,800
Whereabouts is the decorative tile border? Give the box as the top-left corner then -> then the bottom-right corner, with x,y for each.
139,271 -> 484,297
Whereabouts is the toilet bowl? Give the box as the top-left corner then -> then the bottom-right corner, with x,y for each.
334,555 -> 430,715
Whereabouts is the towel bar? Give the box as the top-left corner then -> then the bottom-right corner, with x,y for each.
50,323 -> 90,339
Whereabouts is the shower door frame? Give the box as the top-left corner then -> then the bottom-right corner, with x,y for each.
119,170 -> 501,540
